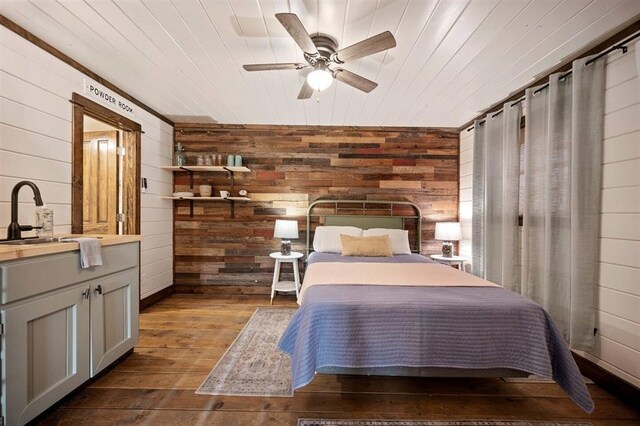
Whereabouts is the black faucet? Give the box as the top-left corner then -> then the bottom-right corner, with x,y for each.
7,181 -> 44,240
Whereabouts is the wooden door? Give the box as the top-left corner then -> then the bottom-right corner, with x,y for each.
90,268 -> 139,376
83,131 -> 118,234
2,284 -> 91,425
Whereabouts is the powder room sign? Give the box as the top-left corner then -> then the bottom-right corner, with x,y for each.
83,78 -> 136,118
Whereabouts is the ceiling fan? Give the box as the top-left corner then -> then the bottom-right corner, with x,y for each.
242,13 -> 397,99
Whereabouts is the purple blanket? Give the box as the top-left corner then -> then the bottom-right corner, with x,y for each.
279,258 -> 593,413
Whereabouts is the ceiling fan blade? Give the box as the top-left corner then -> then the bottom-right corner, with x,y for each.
275,13 -> 319,56
243,63 -> 307,71
333,69 -> 378,93
297,80 -> 314,99
332,31 -> 396,63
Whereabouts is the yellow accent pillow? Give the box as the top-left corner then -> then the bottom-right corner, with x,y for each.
340,234 -> 393,257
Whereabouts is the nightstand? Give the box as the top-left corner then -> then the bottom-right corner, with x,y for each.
269,251 -> 303,304
430,254 -> 468,270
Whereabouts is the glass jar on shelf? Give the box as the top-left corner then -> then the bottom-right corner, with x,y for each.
174,142 -> 186,166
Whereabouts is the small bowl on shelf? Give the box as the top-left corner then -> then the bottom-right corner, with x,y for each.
172,191 -> 194,197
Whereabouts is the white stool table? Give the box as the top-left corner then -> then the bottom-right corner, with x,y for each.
430,254 -> 468,270
269,251 -> 303,304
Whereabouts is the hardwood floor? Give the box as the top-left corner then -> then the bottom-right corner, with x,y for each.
38,294 -> 639,425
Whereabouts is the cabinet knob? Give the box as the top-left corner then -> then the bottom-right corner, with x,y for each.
81,288 -> 90,300
94,285 -> 103,295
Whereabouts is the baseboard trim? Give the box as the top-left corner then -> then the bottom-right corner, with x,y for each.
173,284 -> 271,296
140,285 -> 174,311
572,351 -> 639,405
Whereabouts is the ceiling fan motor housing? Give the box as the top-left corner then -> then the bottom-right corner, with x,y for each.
307,34 -> 338,62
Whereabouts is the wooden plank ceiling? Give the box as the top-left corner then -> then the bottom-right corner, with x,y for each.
1,0 -> 639,127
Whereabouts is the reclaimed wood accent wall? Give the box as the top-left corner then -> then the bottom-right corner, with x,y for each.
172,124 -> 459,294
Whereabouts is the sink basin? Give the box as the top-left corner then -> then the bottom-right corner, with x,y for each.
0,237 -> 61,245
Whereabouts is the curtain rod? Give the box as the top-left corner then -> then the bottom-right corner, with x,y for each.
466,29 -> 640,132
468,95 -> 525,129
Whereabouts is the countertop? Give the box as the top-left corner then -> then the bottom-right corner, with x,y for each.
0,235 -> 142,262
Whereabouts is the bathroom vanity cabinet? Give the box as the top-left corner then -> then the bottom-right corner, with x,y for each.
0,237 -> 140,425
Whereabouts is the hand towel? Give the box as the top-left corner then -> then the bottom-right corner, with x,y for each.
60,237 -> 103,268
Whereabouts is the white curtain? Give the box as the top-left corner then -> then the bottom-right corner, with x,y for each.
500,104 -> 522,293
484,104 -> 522,291
522,55 -> 605,350
472,103 -> 521,290
471,120 -> 486,278
636,41 -> 640,89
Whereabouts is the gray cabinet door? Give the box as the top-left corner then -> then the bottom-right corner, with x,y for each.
2,284 -> 90,425
90,268 -> 139,376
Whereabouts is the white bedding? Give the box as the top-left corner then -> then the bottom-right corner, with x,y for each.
299,261 -> 499,304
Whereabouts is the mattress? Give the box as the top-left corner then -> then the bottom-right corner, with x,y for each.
278,252 -> 594,413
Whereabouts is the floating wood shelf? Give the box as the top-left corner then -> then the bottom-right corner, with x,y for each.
163,165 -> 251,218
161,196 -> 251,201
160,166 -> 250,173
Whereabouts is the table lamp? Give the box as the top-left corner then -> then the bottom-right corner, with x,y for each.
434,222 -> 461,258
274,220 -> 299,255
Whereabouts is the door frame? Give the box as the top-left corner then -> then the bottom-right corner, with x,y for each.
71,93 -> 141,234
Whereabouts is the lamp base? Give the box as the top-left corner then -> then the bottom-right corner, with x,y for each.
280,240 -> 292,256
441,241 -> 454,258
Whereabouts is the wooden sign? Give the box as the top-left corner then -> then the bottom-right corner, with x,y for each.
83,78 -> 135,118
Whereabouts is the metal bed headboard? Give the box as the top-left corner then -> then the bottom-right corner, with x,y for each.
306,199 -> 422,256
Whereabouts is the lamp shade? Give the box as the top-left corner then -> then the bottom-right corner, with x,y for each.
307,69 -> 333,91
434,222 -> 462,241
274,220 -> 299,239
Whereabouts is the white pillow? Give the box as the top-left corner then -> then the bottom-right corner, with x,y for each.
362,228 -> 411,255
313,226 -> 362,253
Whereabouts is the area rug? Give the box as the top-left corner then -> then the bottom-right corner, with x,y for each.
297,421 -> 592,426
196,307 -> 296,397
502,376 -> 593,385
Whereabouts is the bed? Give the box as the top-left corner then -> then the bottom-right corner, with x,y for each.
278,200 -> 594,413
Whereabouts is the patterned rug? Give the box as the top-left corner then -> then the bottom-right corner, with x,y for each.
502,376 -> 593,385
196,307 -> 296,397
298,421 -> 592,426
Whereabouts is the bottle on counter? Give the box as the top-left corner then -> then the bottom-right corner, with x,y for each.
35,205 -> 54,237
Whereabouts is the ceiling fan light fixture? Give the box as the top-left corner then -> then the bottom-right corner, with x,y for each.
307,69 -> 333,91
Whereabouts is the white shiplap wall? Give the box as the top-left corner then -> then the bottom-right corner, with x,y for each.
459,45 -> 640,388
585,44 -> 640,388
0,26 -> 173,299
